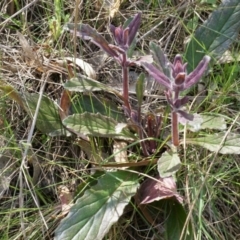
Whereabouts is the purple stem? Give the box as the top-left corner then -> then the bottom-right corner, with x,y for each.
172,90 -> 179,147
122,52 -> 131,113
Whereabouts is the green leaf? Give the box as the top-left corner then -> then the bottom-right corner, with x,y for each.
149,41 -> 171,78
186,132 -> 240,154
54,171 -> 139,240
71,95 -> 125,122
64,77 -> 110,92
64,77 -> 122,98
63,112 -> 135,140
185,0 -> 240,71
0,81 -> 69,136
74,171 -> 105,198
157,151 -> 181,178
135,73 -> 145,106
164,199 -> 193,240
201,0 -> 217,4
24,93 -> 69,136
186,114 -> 226,132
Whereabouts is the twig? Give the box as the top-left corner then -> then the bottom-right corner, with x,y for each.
19,72 -> 50,236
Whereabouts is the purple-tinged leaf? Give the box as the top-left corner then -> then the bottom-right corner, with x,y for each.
123,15 -> 140,58
110,25 -> 124,46
123,27 -> 129,46
138,175 -> 183,204
177,110 -> 194,121
108,44 -> 125,55
65,23 -> 118,58
178,113 -> 202,125
142,62 -> 171,89
184,55 -> 211,90
114,27 -> 124,45
173,96 -> 189,109
127,13 -> 141,46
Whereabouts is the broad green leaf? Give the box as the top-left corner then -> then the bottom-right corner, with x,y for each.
0,81 -> 69,136
158,151 -> 181,178
24,93 -> 69,136
164,199 -> 193,240
135,73 -> 145,106
71,95 -> 125,122
185,0 -> 240,71
63,112 -> 135,140
186,114 -> 226,132
185,132 -> 240,154
201,0 -> 217,5
54,171 -> 139,240
64,77 -> 121,96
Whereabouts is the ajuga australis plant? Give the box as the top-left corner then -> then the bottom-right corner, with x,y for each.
65,13 -> 159,156
64,13 -> 210,150
142,54 -> 210,146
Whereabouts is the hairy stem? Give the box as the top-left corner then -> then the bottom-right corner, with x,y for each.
172,111 -> 179,146
172,90 -> 179,147
122,52 -> 131,112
